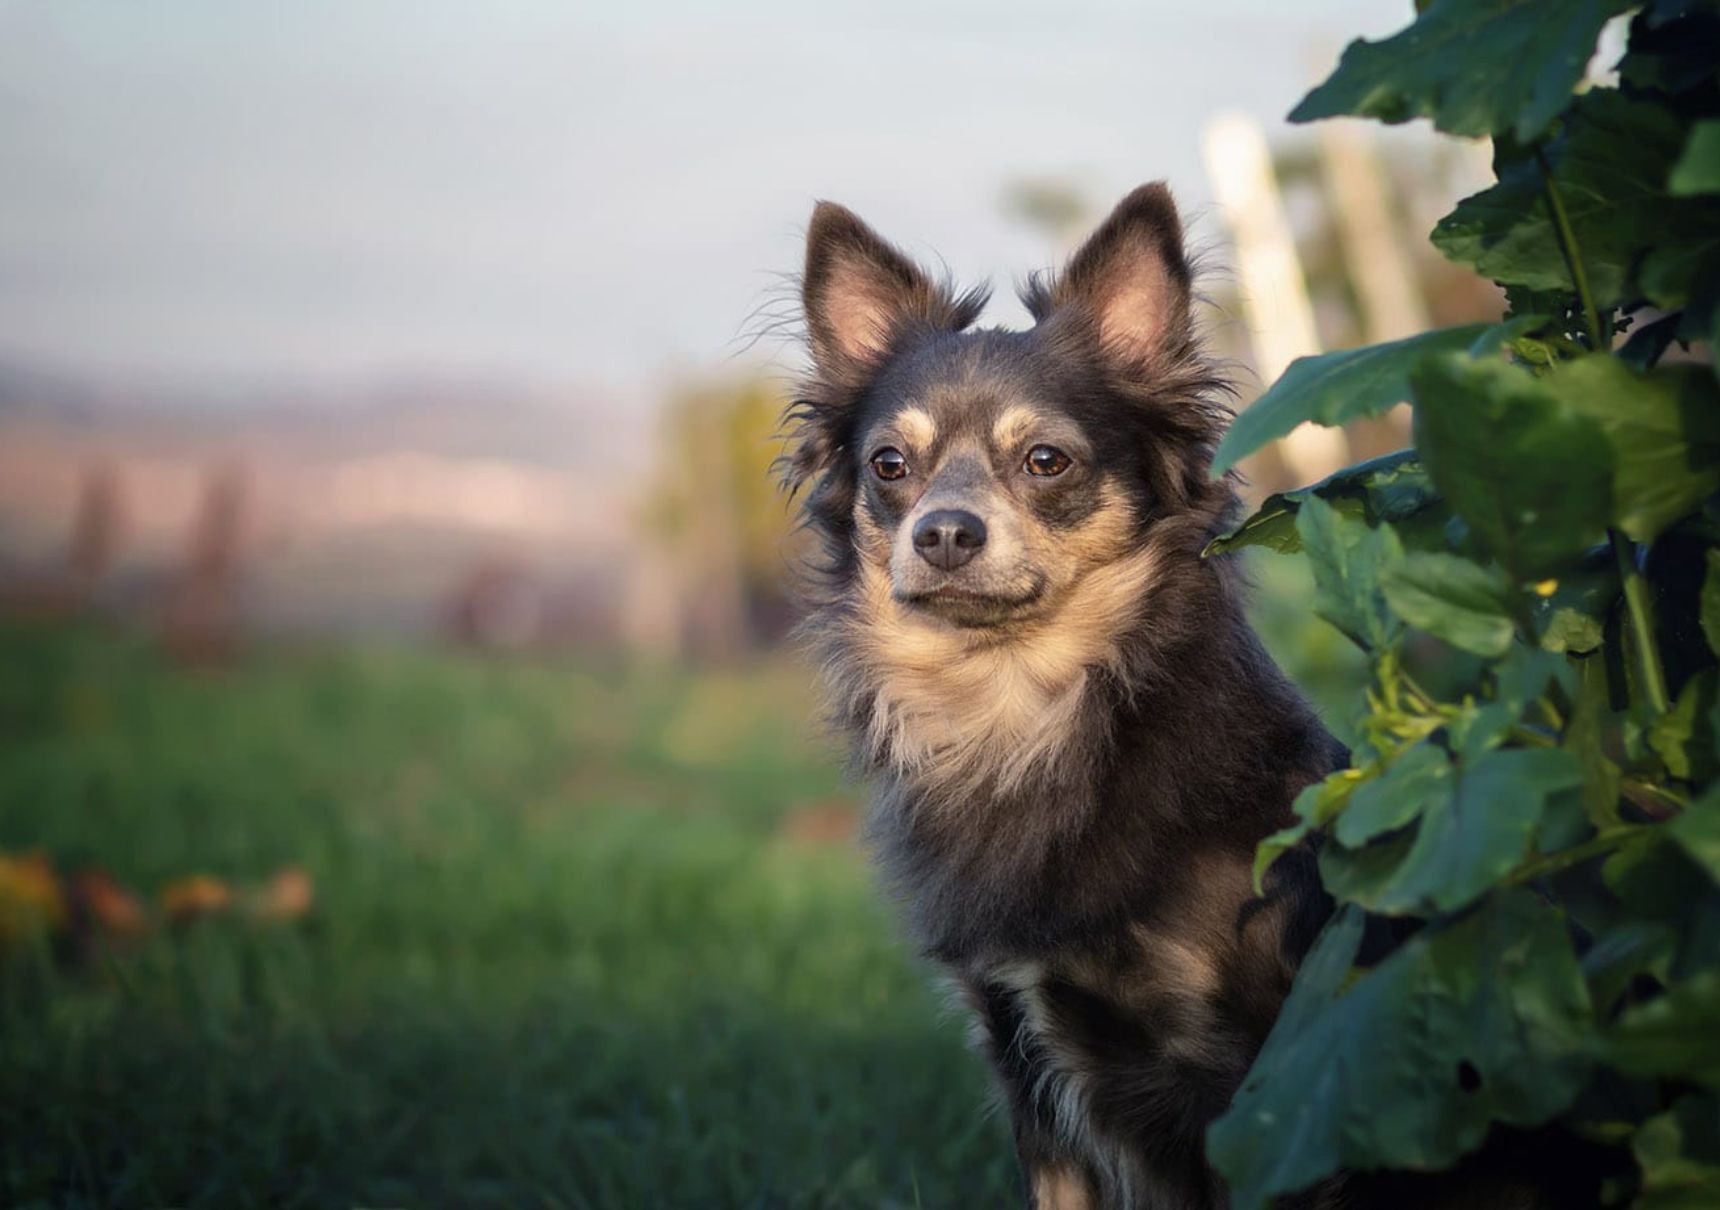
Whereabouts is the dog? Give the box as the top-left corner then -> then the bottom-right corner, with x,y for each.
778,185 -> 1591,1208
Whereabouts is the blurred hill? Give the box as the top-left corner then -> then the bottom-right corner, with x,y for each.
0,363 -> 652,642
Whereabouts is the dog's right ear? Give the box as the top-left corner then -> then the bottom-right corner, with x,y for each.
802,202 -> 984,385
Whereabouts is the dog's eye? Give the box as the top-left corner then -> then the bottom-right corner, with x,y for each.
870,447 -> 909,481
1025,445 -> 1072,477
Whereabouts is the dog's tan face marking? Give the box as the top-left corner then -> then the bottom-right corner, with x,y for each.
892,405 -> 937,450
990,404 -> 1040,454
841,477 -> 1156,801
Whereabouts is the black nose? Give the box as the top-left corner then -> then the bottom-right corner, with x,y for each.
912,509 -> 987,570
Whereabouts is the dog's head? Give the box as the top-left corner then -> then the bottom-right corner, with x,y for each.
784,183 -> 1236,641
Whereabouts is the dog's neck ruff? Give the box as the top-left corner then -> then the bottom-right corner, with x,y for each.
825,547 -> 1158,807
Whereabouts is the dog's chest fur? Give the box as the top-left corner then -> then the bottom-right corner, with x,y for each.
847,594 -> 1342,1207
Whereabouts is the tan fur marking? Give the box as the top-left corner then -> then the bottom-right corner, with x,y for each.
894,406 -> 937,450
1033,1165 -> 1095,1210
991,405 -> 1039,452
846,482 -> 1155,801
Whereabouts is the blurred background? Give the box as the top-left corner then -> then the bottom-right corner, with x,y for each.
0,1 -> 1522,1204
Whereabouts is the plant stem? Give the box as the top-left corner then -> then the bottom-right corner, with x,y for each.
1533,148 -> 1667,714
1535,147 -> 1605,352
1620,778 -> 1687,820
1505,825 -> 1641,888
1611,528 -> 1671,714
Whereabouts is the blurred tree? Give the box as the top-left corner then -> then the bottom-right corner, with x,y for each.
1001,177 -> 1092,247
640,376 -> 802,657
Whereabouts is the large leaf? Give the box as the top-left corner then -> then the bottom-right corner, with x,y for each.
1208,893 -> 1594,1209
1649,668 -> 1720,781
1432,91 -> 1717,311
1702,548 -> 1720,657
1416,354 -> 1720,573
1633,1094 -> 1720,1210
1669,783 -> 1720,882
1379,552 -> 1517,657
1672,120 -> 1720,195
1333,743 -> 1452,848
1555,358 -> 1720,544
1289,0 -> 1633,142
1325,747 -> 1584,915
1412,354 -> 1615,579
1206,450 -> 1440,557
1211,324 -> 1492,476
1253,767 -> 1366,891
1610,969 -> 1720,1086
1296,496 -> 1404,651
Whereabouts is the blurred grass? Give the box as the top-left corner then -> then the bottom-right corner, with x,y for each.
0,552 -> 1362,1208
0,625 -> 1014,1208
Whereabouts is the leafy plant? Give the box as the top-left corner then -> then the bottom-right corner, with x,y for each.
1205,3 -> 1720,1206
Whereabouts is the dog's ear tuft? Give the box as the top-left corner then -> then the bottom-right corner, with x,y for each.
802,202 -> 983,380
1026,182 -> 1192,365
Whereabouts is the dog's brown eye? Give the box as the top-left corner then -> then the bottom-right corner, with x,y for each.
871,447 -> 909,480
1025,445 -> 1072,477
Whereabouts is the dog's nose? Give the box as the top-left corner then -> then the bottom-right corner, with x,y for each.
912,509 -> 987,570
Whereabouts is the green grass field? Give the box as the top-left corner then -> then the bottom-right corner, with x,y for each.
1,624 -> 1021,1208
0,558 -> 1362,1208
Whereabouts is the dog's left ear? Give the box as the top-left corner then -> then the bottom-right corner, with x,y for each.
1027,182 -> 1193,364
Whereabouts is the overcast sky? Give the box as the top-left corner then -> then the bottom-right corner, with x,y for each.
0,0 -> 1412,397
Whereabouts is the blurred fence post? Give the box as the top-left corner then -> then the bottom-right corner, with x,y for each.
64,460 -> 124,609
1202,111 -> 1349,488
163,461 -> 249,664
1317,122 -> 1431,345
1317,121 -> 1427,459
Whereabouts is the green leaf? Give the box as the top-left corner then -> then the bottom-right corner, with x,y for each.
1649,668 -> 1720,781
1534,546 -> 1621,653
1333,743 -> 1452,848
1432,91 -> 1717,311
1669,783 -> 1720,882
1345,747 -> 1584,915
1288,0 -> 1632,142
1412,354 -> 1615,579
1632,1093 -> 1720,1210
1380,552 -> 1517,656
1542,607 -> 1606,654
1583,920 -> 1676,1013
1610,968 -> 1720,1086
1211,324 -> 1498,476
1701,549 -> 1720,657
1296,496 -> 1405,651
1416,354 -> 1720,574
1671,120 -> 1720,195
1207,907 -> 1366,1206
1491,644 -> 1577,711
1208,893 -> 1594,1209
1206,450 -> 1440,557
1253,769 -> 1364,891
1554,358 -> 1720,546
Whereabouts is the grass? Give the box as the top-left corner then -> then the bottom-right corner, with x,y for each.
0,625 -> 1016,1208
0,552 -> 1362,1208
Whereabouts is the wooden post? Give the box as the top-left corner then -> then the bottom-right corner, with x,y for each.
163,462 -> 248,664
1317,121 -> 1429,460
1202,111 -> 1349,487
64,460 -> 124,609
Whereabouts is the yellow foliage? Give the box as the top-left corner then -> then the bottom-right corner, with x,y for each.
0,851 -> 67,943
